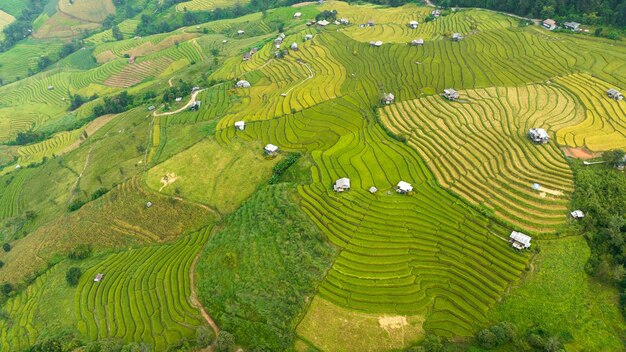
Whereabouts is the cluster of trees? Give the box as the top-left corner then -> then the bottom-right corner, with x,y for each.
162,79 -> 193,103
315,10 -> 338,21
0,0 -> 46,51
435,0 -> 626,26
69,93 -> 98,111
268,152 -> 301,184
92,91 -> 134,117
572,152 -> 626,316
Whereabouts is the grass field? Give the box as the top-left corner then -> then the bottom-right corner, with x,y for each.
0,0 -> 27,17
0,9 -> 15,40
490,236 -> 626,351
380,83 -> 584,234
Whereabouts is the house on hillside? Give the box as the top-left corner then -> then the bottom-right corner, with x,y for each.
367,20 -> 375,27
570,210 -> 585,219
47,85 -> 54,90
443,88 -> 459,100
333,178 -> 351,192
564,22 -> 581,31
607,88 -> 623,100
294,12 -> 302,18
397,181 -> 413,194
243,53 -> 251,61
264,144 -> 279,155
369,186 -> 378,194
382,93 -> 395,105
94,274 -> 104,282
432,9 -> 441,17
291,42 -> 299,50
542,19 -> 557,30
148,105 -> 155,111
236,80 -> 251,88
411,38 -> 424,46
370,41 -> 383,47
340,18 -> 350,25
237,30 -> 245,35
510,231 -> 531,250
304,34 -> 313,41
189,101 -> 201,111
451,33 -> 464,41
409,21 -> 419,29
318,20 -> 330,26
528,128 -> 550,144
235,121 -> 246,131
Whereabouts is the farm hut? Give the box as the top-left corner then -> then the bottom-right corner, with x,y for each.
148,105 -> 155,111
264,144 -> 279,155
607,88 -> 623,100
291,42 -> 299,50
237,30 -> 245,35
411,38 -> 424,46
509,231 -> 532,250
451,33 -> 464,41
528,128 -> 550,144
318,20 -> 330,26
189,101 -> 201,111
333,178 -> 351,192
370,41 -> 383,47
542,19 -> 557,30
146,201 -> 153,208
243,53 -> 251,61
340,18 -> 350,24
175,97 -> 182,102
409,21 -> 419,29
570,210 -> 585,219
564,22 -> 581,31
128,56 -> 135,64
250,48 -> 258,54
383,93 -> 395,104
15,165 -> 21,169
432,9 -> 441,17
222,40 -> 228,43
235,121 -> 246,130
294,12 -> 302,18
192,86 -> 200,92
304,34 -> 313,41
47,85 -> 54,90
397,181 -> 413,194
443,88 -> 459,100
236,80 -> 251,88
367,20 -> 375,26
369,186 -> 378,194
275,37 -> 284,45
532,183 -> 541,191
94,274 -> 104,282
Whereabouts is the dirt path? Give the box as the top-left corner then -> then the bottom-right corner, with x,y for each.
153,89 -> 205,117
68,147 -> 93,203
283,63 -> 314,95
168,78 -> 173,87
189,248 -> 220,338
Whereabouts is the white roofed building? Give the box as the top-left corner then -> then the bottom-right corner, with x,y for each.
510,231 -> 532,249
397,181 -> 413,194
443,88 -> 460,100
264,144 -> 279,155
607,88 -> 623,100
236,80 -> 251,88
528,128 -> 550,144
318,20 -> 330,26
411,38 -> 424,46
235,121 -> 245,130
570,210 -> 585,219
294,12 -> 302,18
333,178 -> 351,192
409,21 -> 419,29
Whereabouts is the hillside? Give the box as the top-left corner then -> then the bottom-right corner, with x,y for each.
0,0 -> 624,351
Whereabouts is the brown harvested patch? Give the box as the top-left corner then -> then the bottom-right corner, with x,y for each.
562,146 -> 603,160
96,49 -> 117,63
63,114 -> 118,154
292,1 -> 317,7
104,57 -> 172,88
125,33 -> 198,58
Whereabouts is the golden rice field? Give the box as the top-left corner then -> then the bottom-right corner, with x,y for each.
58,0 -> 115,23
176,0 -> 250,12
380,84 -> 585,233
555,74 -> 626,151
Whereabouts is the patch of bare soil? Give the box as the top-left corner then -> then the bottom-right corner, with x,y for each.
378,316 -> 408,330
159,172 -> 179,192
562,146 -> 602,160
292,1 -> 317,7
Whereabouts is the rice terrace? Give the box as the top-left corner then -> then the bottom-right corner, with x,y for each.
0,0 -> 624,351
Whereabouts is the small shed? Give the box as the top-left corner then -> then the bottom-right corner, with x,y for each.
243,53 -> 251,61
189,101 -> 201,111
369,186 -> 378,194
383,93 -> 395,104
510,231 -> 531,250
451,33 -> 464,41
528,128 -> 550,144
570,210 -> 585,219
333,178 -> 351,192
192,86 -> 200,92
340,18 -> 350,25
235,121 -> 246,131
542,19 -> 556,30
563,22 -> 580,31
47,85 -> 54,90
146,201 -> 153,208
222,40 -> 228,44
411,38 -> 424,46
409,21 -> 419,29
291,42 -> 298,50
94,274 -> 104,282
237,30 -> 245,35
318,20 -> 330,26
370,41 -> 383,47
175,97 -> 182,102
264,144 -> 279,155
607,88 -> 623,100
294,12 -> 302,18
397,181 -> 413,194
148,105 -> 156,111
236,80 -> 251,88
304,34 -> 313,41
443,88 -> 459,100
367,20 -> 375,26
432,9 -> 441,17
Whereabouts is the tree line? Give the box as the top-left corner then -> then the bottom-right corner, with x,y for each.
0,0 -> 46,52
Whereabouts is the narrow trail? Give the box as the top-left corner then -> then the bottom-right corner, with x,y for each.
153,89 -> 205,117
189,248 -> 221,338
283,63 -> 314,95
168,78 -> 173,87
68,147 -> 93,203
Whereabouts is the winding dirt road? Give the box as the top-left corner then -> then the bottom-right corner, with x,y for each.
152,89 -> 205,117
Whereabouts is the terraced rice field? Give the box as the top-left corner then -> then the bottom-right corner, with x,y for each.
58,0 -> 115,23
380,84 -> 584,233
0,10 -> 15,39
16,130 -> 83,166
0,171 -> 26,220
176,0 -> 250,12
555,74 -> 626,151
104,57 -> 173,87
75,229 -> 210,350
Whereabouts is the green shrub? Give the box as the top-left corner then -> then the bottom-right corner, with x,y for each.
215,331 -> 235,352
68,244 -> 93,260
66,267 -> 82,287
2,243 -> 11,252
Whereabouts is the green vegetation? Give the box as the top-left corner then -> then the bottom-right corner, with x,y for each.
196,185 -> 337,350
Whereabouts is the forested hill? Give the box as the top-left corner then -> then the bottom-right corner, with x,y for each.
435,0 -> 626,26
